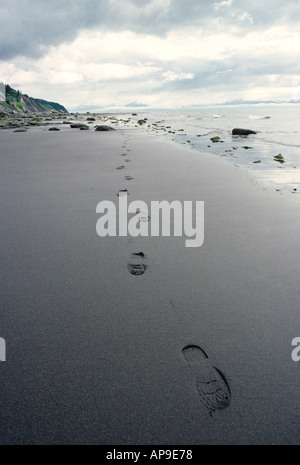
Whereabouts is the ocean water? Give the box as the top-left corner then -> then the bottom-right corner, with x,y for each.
120,105 -> 300,194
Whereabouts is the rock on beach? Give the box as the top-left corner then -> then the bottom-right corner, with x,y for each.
232,128 -> 257,136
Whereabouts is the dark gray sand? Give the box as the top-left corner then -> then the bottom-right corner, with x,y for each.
0,127 -> 299,444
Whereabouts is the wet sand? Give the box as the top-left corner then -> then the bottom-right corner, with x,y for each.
0,126 -> 299,444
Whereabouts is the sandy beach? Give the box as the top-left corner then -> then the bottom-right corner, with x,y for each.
0,125 -> 299,445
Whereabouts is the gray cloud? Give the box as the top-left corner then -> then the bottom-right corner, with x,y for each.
1,0 -> 299,61
0,0 -> 108,60
155,50 -> 300,96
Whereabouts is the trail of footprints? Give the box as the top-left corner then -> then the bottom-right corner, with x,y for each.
118,137 -> 149,277
118,136 -> 230,414
182,345 -> 231,415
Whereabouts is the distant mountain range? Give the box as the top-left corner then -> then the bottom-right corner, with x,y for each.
221,98 -> 300,105
0,84 -> 68,114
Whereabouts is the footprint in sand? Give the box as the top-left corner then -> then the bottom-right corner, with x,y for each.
182,345 -> 231,414
125,159 -> 131,163
117,189 -> 128,197
116,165 -> 125,170
127,252 -> 148,276
125,175 -> 134,181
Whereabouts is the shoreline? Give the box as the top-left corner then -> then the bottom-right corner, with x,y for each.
0,126 -> 299,444
2,106 -> 300,196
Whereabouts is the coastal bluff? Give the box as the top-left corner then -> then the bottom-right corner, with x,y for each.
0,84 -> 68,116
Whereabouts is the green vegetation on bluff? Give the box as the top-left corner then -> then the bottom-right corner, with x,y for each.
1,84 -> 68,115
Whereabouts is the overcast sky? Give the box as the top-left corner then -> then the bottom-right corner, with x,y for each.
0,0 -> 300,111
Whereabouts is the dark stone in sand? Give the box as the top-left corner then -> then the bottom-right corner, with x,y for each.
80,127 -> 90,130
138,119 -> 146,125
87,117 -> 96,121
95,125 -> 115,131
70,123 -> 89,129
132,113 -> 137,116
14,129 -> 28,133
48,127 -> 60,131
210,136 -> 223,143
232,128 -> 257,136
